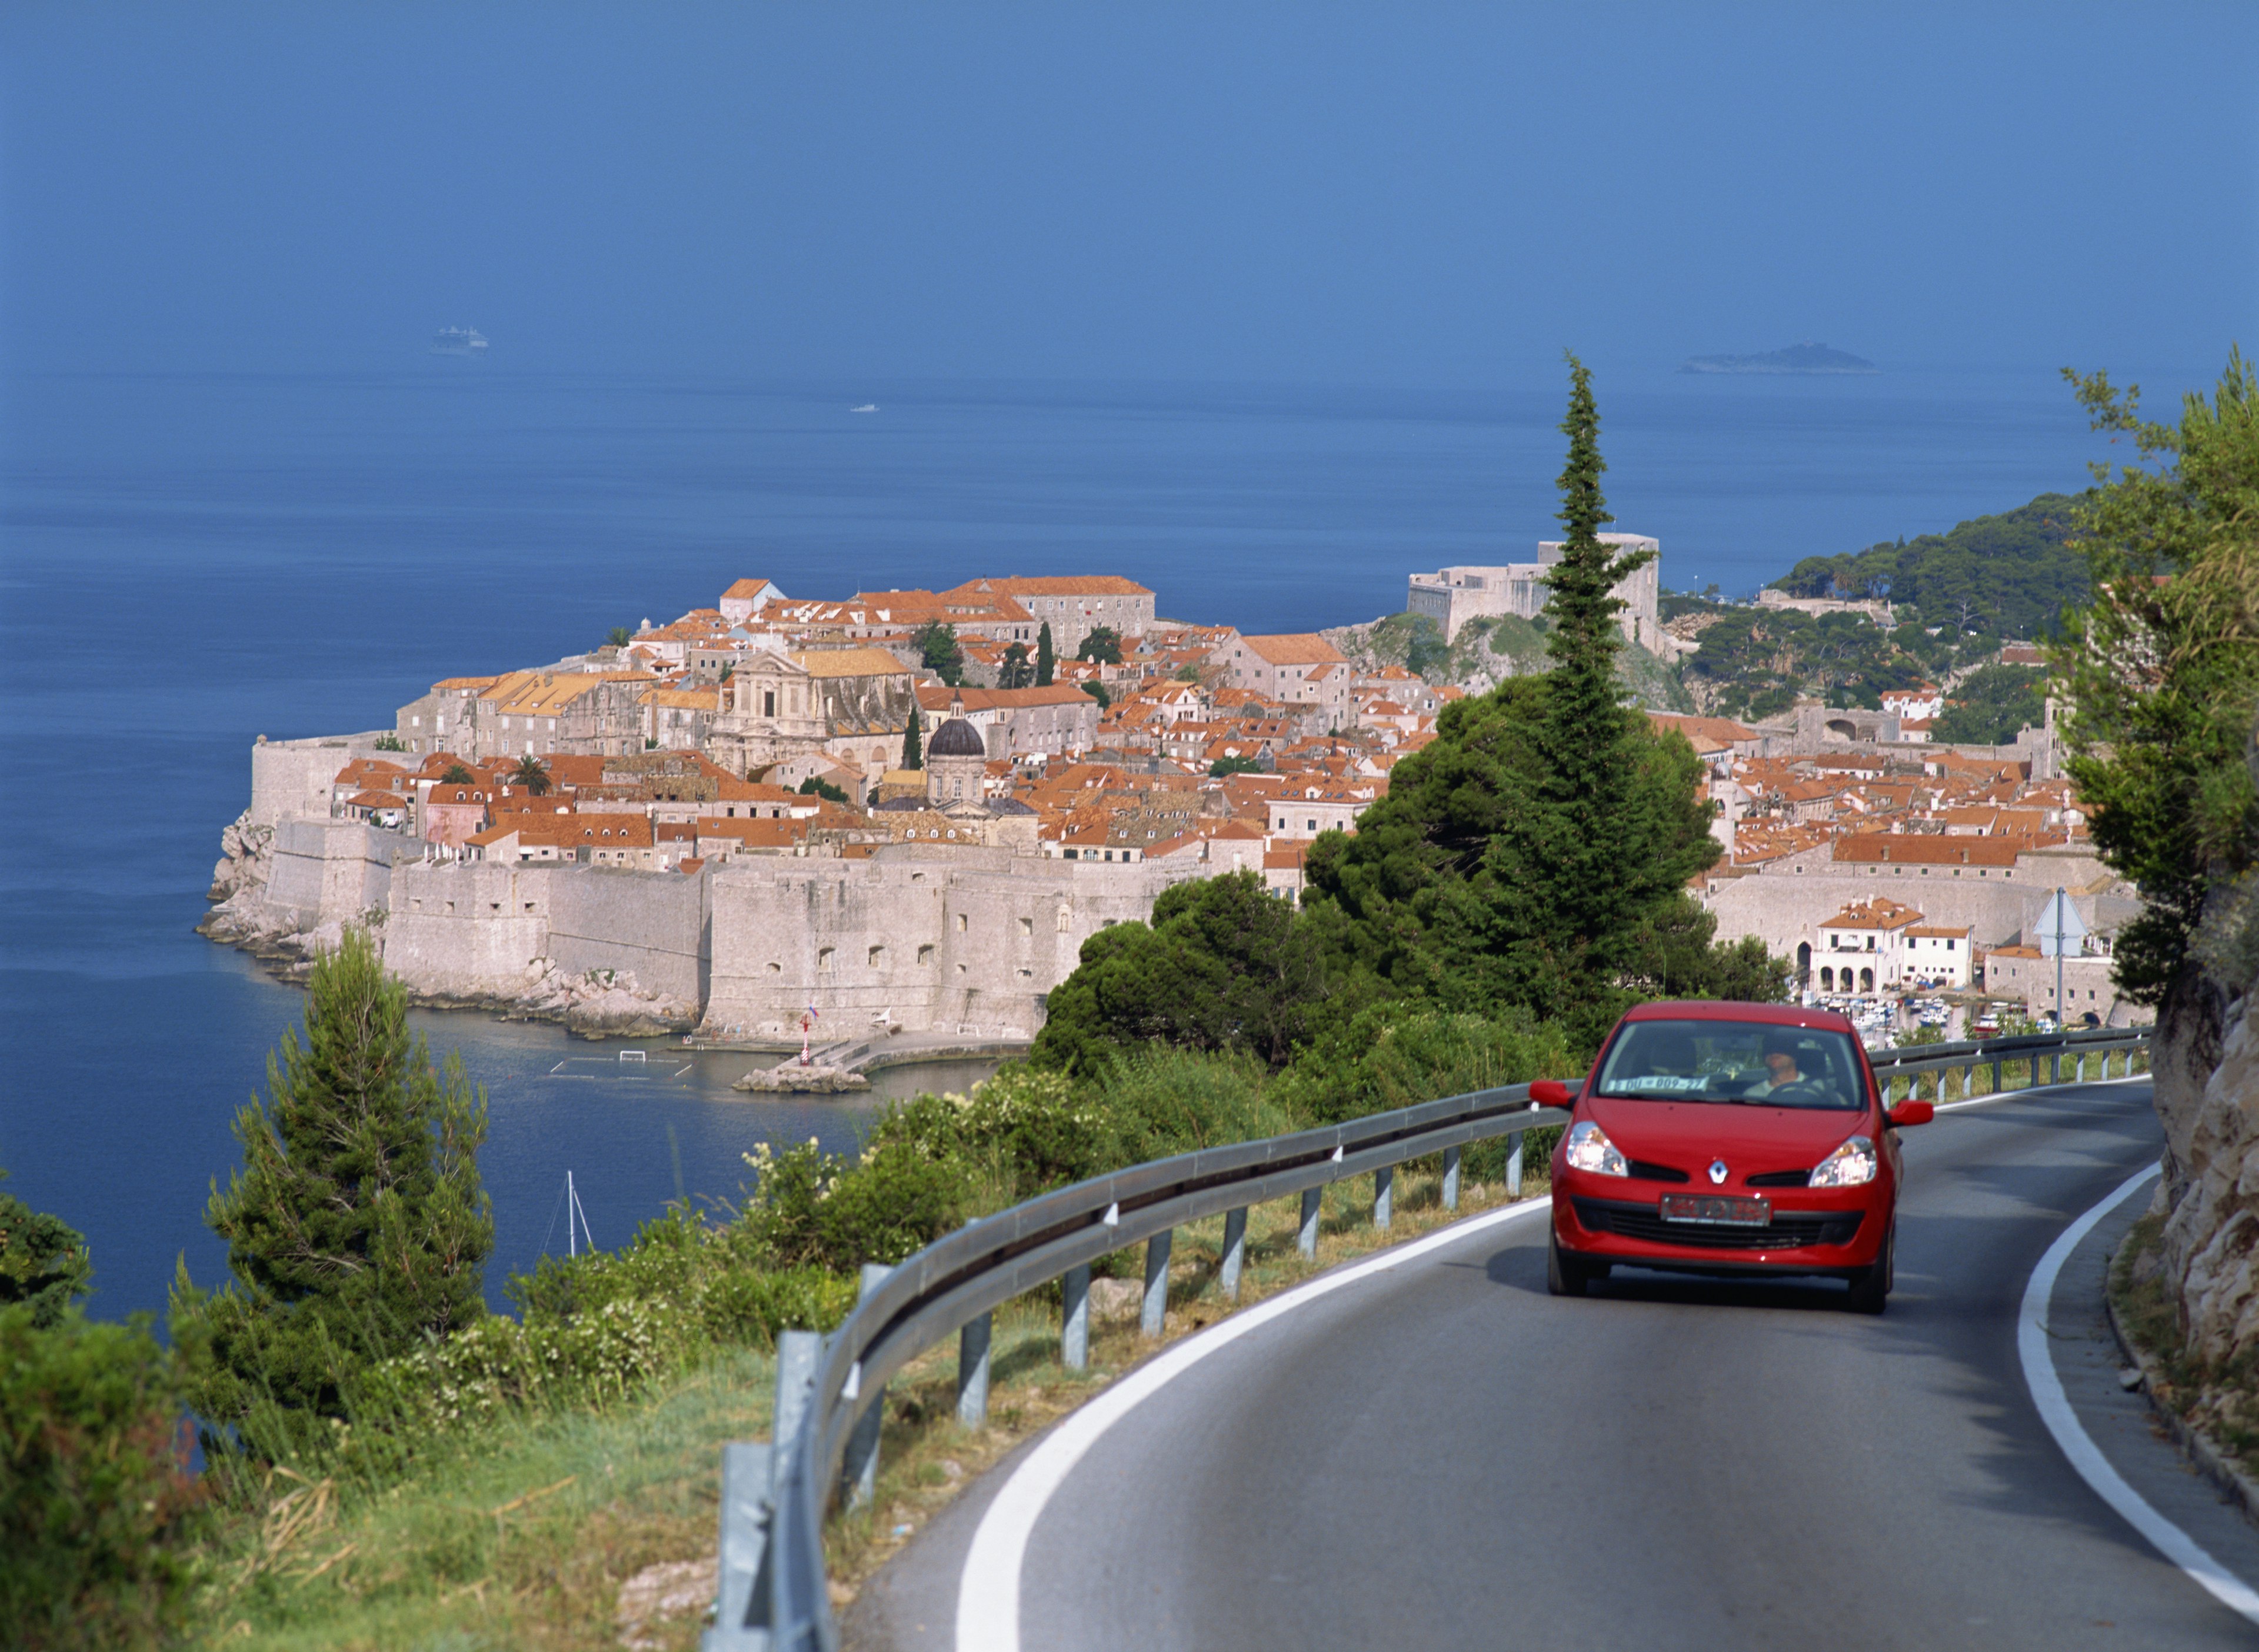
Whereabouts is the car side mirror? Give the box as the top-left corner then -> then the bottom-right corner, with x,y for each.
1889,1100 -> 1934,1128
1530,1078 -> 1574,1109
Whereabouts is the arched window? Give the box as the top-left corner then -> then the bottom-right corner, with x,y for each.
1860,967 -> 1875,993
1820,966 -> 1834,992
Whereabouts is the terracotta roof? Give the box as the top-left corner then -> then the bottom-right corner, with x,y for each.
792,648 -> 916,679
944,576 -> 1152,598
1238,634 -> 1347,667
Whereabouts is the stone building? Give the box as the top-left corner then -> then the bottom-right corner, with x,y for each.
1206,634 -> 1357,727
939,577 -> 1157,658
924,701 -> 991,811
911,683 -> 1101,761
705,647 -> 919,792
1407,533 -> 1663,651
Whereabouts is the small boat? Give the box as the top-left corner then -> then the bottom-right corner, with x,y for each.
431,327 -> 489,356
850,403 -> 878,414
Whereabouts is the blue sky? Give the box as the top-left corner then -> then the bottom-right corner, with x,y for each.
3,2 -> 2253,387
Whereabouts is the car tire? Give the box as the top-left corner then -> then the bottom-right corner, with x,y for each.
1845,1220 -> 1894,1315
1548,1229 -> 1599,1297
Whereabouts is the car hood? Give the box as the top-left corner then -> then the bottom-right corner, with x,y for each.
1584,1093 -> 1869,1169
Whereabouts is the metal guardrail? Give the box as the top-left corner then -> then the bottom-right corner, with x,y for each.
701,1022 -> 2153,1650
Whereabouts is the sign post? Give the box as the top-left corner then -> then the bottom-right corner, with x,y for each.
2036,887 -> 2088,1030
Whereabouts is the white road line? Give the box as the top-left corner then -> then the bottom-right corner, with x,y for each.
955,1195 -> 1552,1652
2019,1161 -> 2259,1627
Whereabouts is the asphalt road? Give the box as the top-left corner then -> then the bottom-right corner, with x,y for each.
851,1079 -> 2259,1651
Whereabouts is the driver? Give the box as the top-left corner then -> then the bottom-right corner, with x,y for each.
1745,1031 -> 1816,1100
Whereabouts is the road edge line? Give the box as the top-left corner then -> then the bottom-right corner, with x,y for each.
954,1194 -> 1552,1652
2018,1160 -> 2259,1626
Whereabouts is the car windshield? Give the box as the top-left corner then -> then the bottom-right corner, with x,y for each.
1593,1020 -> 1867,1110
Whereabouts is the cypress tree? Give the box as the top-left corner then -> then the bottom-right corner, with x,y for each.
902,704 -> 924,770
1521,352 -> 1666,1005
177,930 -> 491,1447
1035,621 -> 1055,687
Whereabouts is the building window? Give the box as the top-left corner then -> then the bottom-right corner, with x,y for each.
818,947 -> 834,971
869,945 -> 885,967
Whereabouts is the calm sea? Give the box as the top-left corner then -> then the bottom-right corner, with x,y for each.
0,365 -> 2113,1319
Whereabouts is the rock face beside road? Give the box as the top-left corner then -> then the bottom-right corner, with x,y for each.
2158,988 -> 2259,1365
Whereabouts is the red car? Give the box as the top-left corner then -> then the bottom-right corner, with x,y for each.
1540,1001 -> 1932,1313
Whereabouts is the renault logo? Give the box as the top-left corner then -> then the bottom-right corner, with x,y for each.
1709,1160 -> 1728,1185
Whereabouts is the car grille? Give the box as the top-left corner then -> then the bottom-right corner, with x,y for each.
1572,1197 -> 1864,1251
1626,1159 -> 1691,1183
1745,1168 -> 1812,1188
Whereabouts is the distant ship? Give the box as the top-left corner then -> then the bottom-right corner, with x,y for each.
851,403 -> 878,413
431,327 -> 489,357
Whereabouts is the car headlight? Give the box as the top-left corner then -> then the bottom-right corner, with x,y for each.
1565,1120 -> 1628,1177
1809,1134 -> 1878,1188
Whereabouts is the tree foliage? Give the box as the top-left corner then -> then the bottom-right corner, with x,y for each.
0,1173 -> 93,1328
915,621 -> 965,685
1774,492 -> 2086,637
797,775 -> 848,804
1208,754 -> 1262,777
2055,351 -> 2259,1005
1933,663 -> 2047,746
176,931 -> 493,1458
1035,621 -> 1055,687
439,761 -> 476,785
998,641 -> 1034,689
1029,872 -> 1343,1075
507,755 -> 551,796
901,704 -> 923,770
1076,625 -> 1122,665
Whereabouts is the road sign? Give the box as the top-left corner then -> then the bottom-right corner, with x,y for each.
2037,889 -> 2088,957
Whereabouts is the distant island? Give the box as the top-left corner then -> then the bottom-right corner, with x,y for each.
1678,341 -> 1877,376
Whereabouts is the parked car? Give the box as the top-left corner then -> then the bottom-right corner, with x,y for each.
1541,1001 -> 1931,1313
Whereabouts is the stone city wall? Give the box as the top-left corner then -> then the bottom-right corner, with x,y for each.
261,817 -> 407,932
701,846 -> 1204,1039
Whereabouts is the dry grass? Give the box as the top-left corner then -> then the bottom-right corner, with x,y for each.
192,1164 -> 1545,1650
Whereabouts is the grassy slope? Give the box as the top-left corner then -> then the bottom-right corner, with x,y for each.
195,1166 -> 1550,1650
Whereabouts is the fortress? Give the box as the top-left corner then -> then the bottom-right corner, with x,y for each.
1407,534 -> 1665,652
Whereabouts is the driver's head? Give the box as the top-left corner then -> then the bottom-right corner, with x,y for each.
1762,1030 -> 1805,1081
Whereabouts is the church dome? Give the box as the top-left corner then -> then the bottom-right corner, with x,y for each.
926,717 -> 987,758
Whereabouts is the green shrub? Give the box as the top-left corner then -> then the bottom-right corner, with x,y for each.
870,1067 -> 1115,1193
0,1174 -> 94,1328
741,1137 -> 971,1271
0,1305 -> 204,1651
701,1267 -> 859,1347
1272,1005 -> 1575,1125
1095,1046 -> 1298,1162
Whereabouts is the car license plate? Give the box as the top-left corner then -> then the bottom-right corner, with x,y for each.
1659,1194 -> 1772,1227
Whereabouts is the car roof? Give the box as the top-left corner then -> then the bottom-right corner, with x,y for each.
1620,1000 -> 1858,1034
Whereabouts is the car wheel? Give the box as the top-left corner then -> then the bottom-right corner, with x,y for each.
1845,1220 -> 1894,1315
1548,1230 -> 1598,1297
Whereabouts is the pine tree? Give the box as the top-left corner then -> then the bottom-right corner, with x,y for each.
176,930 -> 491,1446
902,704 -> 924,770
0,1171 -> 92,1328
1035,621 -> 1055,687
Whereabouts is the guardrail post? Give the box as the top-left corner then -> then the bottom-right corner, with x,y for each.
957,1311 -> 991,1428
1442,1145 -> 1461,1212
1298,1187 -> 1321,1258
841,1263 -> 891,1511
1507,1132 -> 1525,1198
703,1440 -> 774,1650
1061,1264 -> 1090,1370
1142,1228 -> 1171,1338
1374,1165 -> 1394,1230
1220,1207 -> 1248,1301
703,1329 -> 819,1647
1991,1054 -> 2004,1097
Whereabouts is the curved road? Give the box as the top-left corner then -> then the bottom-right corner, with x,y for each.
851,1080 -> 2259,1650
